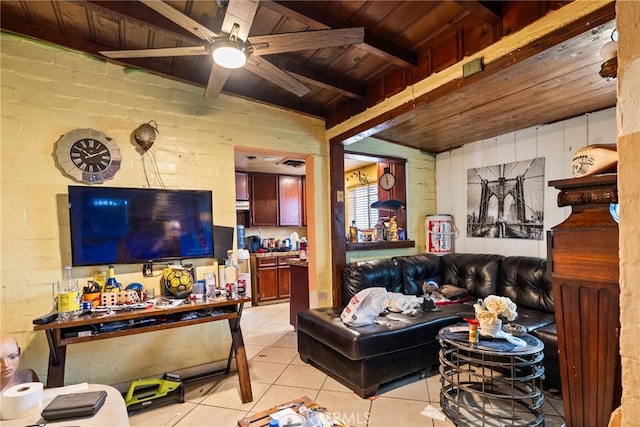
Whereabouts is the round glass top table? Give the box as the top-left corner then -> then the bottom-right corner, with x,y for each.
438,325 -> 545,426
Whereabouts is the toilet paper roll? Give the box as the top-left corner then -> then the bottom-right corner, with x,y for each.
0,382 -> 44,420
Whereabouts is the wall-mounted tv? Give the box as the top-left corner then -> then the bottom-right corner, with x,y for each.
68,186 -> 214,266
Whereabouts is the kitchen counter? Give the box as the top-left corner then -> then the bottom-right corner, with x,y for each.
288,258 -> 308,267
252,251 -> 300,258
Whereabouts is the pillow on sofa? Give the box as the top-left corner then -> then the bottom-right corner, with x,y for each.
437,284 -> 468,300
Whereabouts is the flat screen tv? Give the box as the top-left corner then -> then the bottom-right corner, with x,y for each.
68,186 -> 215,266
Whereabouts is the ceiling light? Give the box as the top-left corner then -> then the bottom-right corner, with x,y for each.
212,40 -> 246,69
212,23 -> 247,69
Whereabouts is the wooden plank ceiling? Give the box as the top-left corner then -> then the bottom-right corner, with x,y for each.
0,0 -> 617,153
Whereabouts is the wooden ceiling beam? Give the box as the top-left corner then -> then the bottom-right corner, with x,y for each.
84,1 -> 200,45
261,0 -> 418,68
329,2 -> 616,147
282,62 -> 366,101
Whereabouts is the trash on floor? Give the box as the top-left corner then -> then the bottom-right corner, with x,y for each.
420,404 -> 446,421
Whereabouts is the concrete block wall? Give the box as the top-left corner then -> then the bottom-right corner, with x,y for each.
0,33 -> 327,386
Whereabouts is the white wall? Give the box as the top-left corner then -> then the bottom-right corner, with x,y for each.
436,107 -> 617,257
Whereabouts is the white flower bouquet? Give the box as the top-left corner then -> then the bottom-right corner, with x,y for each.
473,295 -> 518,325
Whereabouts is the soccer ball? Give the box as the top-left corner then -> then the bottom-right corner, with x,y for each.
164,269 -> 193,298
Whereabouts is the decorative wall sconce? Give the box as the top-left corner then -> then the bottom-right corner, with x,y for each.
133,120 -> 159,153
599,29 -> 618,80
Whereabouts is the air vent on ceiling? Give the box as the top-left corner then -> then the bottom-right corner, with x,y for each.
278,158 -> 305,168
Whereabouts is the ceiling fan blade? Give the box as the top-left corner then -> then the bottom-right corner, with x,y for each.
203,63 -> 231,98
100,46 -> 208,59
245,56 -> 310,97
250,27 -> 365,56
221,0 -> 259,42
139,0 -> 218,41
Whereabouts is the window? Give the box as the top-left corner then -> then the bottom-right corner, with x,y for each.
347,183 -> 379,229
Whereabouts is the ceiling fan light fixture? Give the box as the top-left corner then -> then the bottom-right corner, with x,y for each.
212,40 -> 246,69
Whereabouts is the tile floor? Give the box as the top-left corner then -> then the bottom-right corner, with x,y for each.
129,302 -> 565,427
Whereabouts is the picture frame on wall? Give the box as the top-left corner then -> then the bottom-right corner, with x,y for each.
467,157 -> 545,240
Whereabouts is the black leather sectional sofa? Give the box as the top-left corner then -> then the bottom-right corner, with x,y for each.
297,253 -> 559,398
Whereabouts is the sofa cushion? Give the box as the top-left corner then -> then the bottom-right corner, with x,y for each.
511,306 -> 555,331
441,253 -> 502,298
498,256 -> 554,314
342,258 -> 403,303
297,307 -> 460,361
394,254 -> 442,295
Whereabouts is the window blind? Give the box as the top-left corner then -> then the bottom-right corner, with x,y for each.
347,183 -> 379,230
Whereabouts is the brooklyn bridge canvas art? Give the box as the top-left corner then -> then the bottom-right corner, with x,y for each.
467,158 -> 545,240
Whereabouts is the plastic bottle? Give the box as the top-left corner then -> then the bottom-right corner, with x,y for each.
224,250 -> 238,299
205,270 -> 217,299
236,249 -> 250,297
105,264 -> 119,292
58,266 -> 81,321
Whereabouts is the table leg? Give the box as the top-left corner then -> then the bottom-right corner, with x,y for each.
229,315 -> 252,403
45,329 -> 66,387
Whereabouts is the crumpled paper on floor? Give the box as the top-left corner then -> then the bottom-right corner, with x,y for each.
421,404 -> 446,421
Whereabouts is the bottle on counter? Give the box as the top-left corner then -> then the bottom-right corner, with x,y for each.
205,270 -> 217,299
389,216 -> 399,241
349,220 -> 358,242
58,266 -> 81,321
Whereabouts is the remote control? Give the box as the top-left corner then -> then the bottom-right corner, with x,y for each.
33,310 -> 58,325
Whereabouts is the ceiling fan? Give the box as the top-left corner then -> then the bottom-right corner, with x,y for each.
100,0 -> 364,98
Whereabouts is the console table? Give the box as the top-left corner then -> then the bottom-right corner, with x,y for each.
33,297 -> 253,403
439,326 -> 545,426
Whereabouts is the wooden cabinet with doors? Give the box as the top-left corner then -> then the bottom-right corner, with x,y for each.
253,254 -> 295,304
251,173 -> 278,226
548,174 -> 621,427
278,175 -> 302,226
235,172 -> 250,201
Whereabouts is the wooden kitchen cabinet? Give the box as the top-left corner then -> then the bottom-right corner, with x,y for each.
235,172 -> 250,201
251,173 -> 278,226
548,174 -> 621,427
279,175 -> 302,226
254,254 -> 296,304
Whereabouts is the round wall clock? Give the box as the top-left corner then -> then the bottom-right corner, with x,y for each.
55,128 -> 122,184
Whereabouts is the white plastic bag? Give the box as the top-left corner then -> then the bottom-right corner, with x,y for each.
386,292 -> 421,313
340,287 -> 388,327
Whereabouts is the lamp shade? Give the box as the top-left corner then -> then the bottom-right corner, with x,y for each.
600,40 -> 618,61
212,41 -> 246,69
